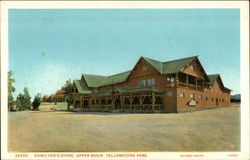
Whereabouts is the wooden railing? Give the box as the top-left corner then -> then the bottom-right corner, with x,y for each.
166,82 -> 203,91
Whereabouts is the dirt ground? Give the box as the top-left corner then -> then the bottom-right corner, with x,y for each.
8,102 -> 240,152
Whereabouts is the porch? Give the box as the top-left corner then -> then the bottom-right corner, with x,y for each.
166,72 -> 205,91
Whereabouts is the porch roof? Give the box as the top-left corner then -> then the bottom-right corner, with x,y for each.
117,86 -> 164,94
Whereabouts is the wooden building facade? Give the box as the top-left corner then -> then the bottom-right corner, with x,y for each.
71,56 -> 231,113
52,87 -> 66,103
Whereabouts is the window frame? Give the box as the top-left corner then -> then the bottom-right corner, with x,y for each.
179,92 -> 185,98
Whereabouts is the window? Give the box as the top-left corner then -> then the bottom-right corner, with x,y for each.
222,99 -> 224,102
142,66 -> 147,70
166,77 -> 171,81
190,65 -> 194,71
190,93 -> 194,99
212,98 -> 214,102
138,80 -> 146,86
167,91 -> 173,97
179,92 -> 185,98
147,78 -> 155,86
166,75 -> 175,82
138,78 -> 155,87
198,95 -> 203,99
206,97 -> 208,101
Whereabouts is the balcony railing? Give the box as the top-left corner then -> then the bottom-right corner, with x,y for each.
166,82 -> 203,91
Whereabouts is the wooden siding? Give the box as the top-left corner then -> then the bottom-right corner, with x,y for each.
182,59 -> 205,79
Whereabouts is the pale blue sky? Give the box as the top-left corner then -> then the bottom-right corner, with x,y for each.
9,9 -> 240,98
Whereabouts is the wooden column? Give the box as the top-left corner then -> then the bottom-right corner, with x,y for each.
129,94 -> 132,111
139,95 -> 142,112
202,79 -> 204,90
80,99 -> 83,111
121,96 -> 124,110
176,72 -> 179,87
195,77 -> 198,89
112,97 -> 115,110
152,92 -> 155,111
73,100 -> 76,108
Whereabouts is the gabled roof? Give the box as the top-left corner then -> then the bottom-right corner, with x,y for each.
73,80 -> 91,94
143,56 -> 198,74
208,74 -> 220,84
82,70 -> 131,88
142,57 -> 163,73
207,74 -> 232,91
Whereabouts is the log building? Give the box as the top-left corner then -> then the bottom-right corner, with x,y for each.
52,87 -> 66,102
71,56 -> 231,113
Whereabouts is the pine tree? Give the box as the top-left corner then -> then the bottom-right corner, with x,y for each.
23,87 -> 31,109
65,79 -> 73,110
8,71 -> 16,111
16,87 -> 31,110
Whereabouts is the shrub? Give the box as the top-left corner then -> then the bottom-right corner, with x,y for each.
32,93 -> 42,110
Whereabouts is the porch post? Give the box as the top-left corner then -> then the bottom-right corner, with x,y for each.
73,99 -> 76,108
152,92 -> 155,111
139,95 -> 142,112
202,79 -> 204,90
176,72 -> 179,87
195,77 -> 198,89
80,95 -> 83,111
112,97 -> 115,110
129,94 -> 132,111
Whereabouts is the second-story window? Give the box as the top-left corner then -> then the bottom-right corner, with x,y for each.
166,75 -> 175,82
147,78 -> 155,86
138,78 -> 155,87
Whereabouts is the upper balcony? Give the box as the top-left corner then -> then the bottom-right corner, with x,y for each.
165,72 -> 205,91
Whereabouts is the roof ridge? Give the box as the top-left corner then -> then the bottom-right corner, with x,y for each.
107,70 -> 131,77
142,56 -> 163,63
163,55 -> 198,64
208,74 -> 220,76
82,73 -> 107,77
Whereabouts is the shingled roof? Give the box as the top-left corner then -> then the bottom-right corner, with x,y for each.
207,74 -> 232,91
78,56 -> 210,88
73,80 -> 91,94
208,74 -> 220,84
143,56 -> 197,74
82,70 -> 131,88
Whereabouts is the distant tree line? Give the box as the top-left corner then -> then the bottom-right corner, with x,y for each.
8,71 -> 42,111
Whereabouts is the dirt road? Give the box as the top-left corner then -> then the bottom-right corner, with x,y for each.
8,103 -> 240,152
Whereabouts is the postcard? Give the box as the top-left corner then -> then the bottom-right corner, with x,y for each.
1,1 -> 249,160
